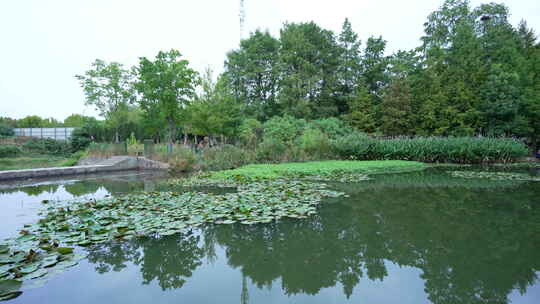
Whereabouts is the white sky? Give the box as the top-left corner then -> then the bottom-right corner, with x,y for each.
1,0 -> 539,121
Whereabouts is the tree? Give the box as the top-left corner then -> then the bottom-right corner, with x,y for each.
76,59 -> 135,142
361,36 -> 389,101
517,24 -> 540,151
380,79 -> 414,136
63,114 -> 89,127
0,123 -> 14,137
135,50 -> 199,145
224,30 -> 281,121
337,18 -> 362,115
278,22 -> 342,118
186,70 -> 241,141
343,84 -> 377,133
17,115 -> 44,128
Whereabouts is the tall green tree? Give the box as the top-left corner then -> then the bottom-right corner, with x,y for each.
380,79 -> 414,136
135,50 -> 199,145
516,22 -> 540,150
186,70 -> 241,141
64,114 -> 90,127
17,115 -> 45,128
76,59 -> 135,142
337,18 -> 362,115
361,36 -> 389,100
343,84 -> 377,133
224,30 -> 280,121
278,22 -> 342,118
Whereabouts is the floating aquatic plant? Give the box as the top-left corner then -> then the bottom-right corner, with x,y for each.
0,179 -> 344,298
449,171 -> 540,181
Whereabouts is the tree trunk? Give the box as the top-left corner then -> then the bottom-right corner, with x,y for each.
168,119 -> 175,145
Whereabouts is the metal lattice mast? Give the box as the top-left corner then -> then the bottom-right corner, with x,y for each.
239,0 -> 246,41
240,273 -> 249,304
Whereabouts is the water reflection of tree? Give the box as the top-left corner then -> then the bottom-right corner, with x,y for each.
84,177 -> 540,304
208,181 -> 540,303
0,184 -> 60,196
86,231 -> 204,290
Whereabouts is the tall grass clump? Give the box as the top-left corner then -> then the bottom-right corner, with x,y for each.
160,145 -> 198,172
87,142 -> 128,157
200,145 -> 255,171
331,135 -> 528,163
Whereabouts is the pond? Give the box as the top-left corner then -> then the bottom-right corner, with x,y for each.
0,168 -> 539,304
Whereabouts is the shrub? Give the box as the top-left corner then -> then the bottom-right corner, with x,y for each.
0,123 -> 14,137
167,146 -> 198,172
263,116 -> 306,145
238,119 -> 263,147
311,118 -> 354,140
200,145 -> 254,171
256,137 -> 288,162
70,128 -> 93,152
298,128 -> 331,159
60,150 -> 88,167
0,145 -> 22,157
23,138 -> 71,156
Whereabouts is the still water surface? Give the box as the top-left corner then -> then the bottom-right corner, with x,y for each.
1,169 -> 539,304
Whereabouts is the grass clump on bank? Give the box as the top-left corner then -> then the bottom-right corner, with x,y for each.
332,135 -> 528,164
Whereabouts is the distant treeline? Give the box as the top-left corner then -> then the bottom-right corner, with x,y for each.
0,115 -> 84,128
3,0 -> 539,150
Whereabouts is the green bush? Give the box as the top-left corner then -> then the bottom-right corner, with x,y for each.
263,116 -> 306,145
298,128 -> 331,159
60,150 -> 88,167
23,138 -> 71,156
238,119 -> 263,147
0,145 -> 22,157
331,135 -> 528,163
0,123 -> 14,137
200,145 -> 254,171
70,128 -> 93,152
256,137 -> 288,162
167,146 -> 198,172
311,118 -> 354,140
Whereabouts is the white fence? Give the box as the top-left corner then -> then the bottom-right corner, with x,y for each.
14,128 -> 75,141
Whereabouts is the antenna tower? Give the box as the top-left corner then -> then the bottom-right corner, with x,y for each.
239,0 -> 246,40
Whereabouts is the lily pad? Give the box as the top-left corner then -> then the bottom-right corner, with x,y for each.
56,248 -> 74,255
21,268 -> 48,281
0,280 -> 22,298
0,291 -> 22,301
42,256 -> 59,268
20,263 -> 40,274
55,260 -> 78,270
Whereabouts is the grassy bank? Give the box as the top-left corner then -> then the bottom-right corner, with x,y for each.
0,155 -> 78,171
0,138 -> 86,171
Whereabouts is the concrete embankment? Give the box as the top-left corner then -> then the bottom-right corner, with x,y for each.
0,156 -> 169,181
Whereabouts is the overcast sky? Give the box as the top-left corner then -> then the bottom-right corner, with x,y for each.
1,0 -> 539,121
